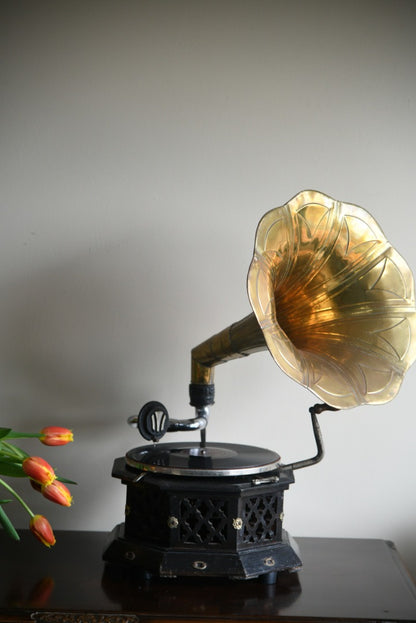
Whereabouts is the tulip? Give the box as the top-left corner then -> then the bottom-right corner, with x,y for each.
29,514 -> 56,547
22,457 -> 56,486
41,480 -> 72,507
40,426 -> 73,446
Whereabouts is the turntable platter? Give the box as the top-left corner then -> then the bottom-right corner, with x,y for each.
125,442 -> 280,477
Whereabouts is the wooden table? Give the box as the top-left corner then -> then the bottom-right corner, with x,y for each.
0,530 -> 415,622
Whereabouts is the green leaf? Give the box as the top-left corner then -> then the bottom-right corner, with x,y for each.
0,440 -> 29,460
0,499 -> 12,504
0,454 -> 23,464
0,428 -> 12,439
57,476 -> 77,485
0,504 -> 20,541
0,460 -> 25,478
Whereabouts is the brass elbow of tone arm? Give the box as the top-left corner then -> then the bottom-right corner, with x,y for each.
189,313 -> 267,408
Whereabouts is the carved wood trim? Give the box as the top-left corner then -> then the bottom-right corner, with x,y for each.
31,613 -> 139,623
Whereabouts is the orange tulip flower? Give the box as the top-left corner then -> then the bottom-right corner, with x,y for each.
22,457 -> 56,486
41,480 -> 72,507
29,514 -> 56,547
40,426 -> 73,446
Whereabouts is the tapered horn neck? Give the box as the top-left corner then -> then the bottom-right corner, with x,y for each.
189,312 -> 266,408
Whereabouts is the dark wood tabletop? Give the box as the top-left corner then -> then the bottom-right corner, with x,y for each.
0,530 -> 415,622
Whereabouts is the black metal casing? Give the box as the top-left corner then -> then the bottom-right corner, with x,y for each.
103,446 -> 301,582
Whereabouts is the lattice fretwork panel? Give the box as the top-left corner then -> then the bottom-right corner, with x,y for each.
125,483 -> 170,544
179,497 -> 229,546
241,493 -> 281,545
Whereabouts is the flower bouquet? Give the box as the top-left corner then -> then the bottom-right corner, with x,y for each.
0,426 -> 75,546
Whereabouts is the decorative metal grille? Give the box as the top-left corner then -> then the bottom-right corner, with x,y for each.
241,494 -> 280,544
179,497 -> 229,546
125,484 -> 170,544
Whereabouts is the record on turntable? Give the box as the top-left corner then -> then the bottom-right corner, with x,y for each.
125,442 -> 281,477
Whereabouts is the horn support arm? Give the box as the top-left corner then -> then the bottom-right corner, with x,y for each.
189,312 -> 266,408
284,403 -> 339,472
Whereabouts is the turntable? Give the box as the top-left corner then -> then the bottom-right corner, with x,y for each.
103,190 -> 416,582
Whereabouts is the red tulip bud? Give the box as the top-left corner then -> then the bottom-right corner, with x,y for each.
40,426 -> 73,446
22,456 -> 56,486
41,480 -> 72,507
29,515 -> 56,547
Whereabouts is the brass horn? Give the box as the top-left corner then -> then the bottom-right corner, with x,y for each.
189,190 -> 416,412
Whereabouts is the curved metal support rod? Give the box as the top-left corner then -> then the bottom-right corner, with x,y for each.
284,403 -> 338,472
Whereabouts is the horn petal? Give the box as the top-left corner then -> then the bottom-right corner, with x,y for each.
247,190 -> 416,408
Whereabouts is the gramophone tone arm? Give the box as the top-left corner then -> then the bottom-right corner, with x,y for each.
129,402 -> 209,441
190,312 -> 266,407
167,406 -> 210,432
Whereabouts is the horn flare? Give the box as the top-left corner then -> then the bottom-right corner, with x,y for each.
247,190 -> 416,408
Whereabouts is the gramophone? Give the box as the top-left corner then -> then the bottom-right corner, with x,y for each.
103,190 -> 416,582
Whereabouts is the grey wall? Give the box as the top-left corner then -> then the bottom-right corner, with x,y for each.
2,0 -> 416,575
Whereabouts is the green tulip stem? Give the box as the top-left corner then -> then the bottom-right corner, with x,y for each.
4,432 -> 41,439
0,477 -> 34,518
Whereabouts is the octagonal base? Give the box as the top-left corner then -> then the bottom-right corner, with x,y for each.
103,453 -> 301,581
104,523 -> 301,581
